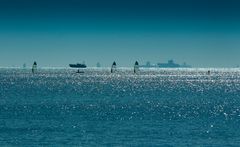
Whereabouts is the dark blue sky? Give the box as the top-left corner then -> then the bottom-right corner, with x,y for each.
0,0 -> 240,67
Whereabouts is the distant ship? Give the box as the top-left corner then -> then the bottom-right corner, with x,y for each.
69,63 -> 87,68
140,60 -> 191,68
157,60 -> 180,68
157,60 -> 191,68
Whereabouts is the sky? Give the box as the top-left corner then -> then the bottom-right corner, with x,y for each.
0,0 -> 240,67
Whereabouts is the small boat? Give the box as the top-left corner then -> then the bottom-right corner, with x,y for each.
69,63 -> 87,68
76,69 -> 84,74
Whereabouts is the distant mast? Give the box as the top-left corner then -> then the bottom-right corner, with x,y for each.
32,61 -> 37,74
111,61 -> 116,73
134,61 -> 139,73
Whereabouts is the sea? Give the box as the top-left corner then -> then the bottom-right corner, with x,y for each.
0,68 -> 240,146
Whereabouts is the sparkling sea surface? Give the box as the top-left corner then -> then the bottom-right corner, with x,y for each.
0,68 -> 240,146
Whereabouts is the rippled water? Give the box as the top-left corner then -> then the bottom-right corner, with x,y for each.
0,68 -> 240,146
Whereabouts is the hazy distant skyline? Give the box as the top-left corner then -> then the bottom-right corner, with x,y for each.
1,0 -> 240,67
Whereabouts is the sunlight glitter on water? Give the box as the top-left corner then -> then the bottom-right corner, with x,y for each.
0,68 -> 240,146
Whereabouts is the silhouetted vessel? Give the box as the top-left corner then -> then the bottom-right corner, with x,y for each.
69,63 -> 87,68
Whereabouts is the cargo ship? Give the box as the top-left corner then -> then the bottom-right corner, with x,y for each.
157,60 -> 191,68
140,60 -> 191,68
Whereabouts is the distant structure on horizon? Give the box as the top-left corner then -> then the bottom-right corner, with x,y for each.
23,63 -> 26,69
181,62 -> 192,68
140,60 -> 191,68
96,62 -> 101,67
140,61 -> 157,68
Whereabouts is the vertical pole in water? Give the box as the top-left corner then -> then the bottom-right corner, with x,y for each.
111,61 -> 116,73
134,61 -> 139,73
207,70 -> 211,75
32,61 -> 37,74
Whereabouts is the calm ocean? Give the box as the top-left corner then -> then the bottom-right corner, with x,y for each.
0,68 -> 240,146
